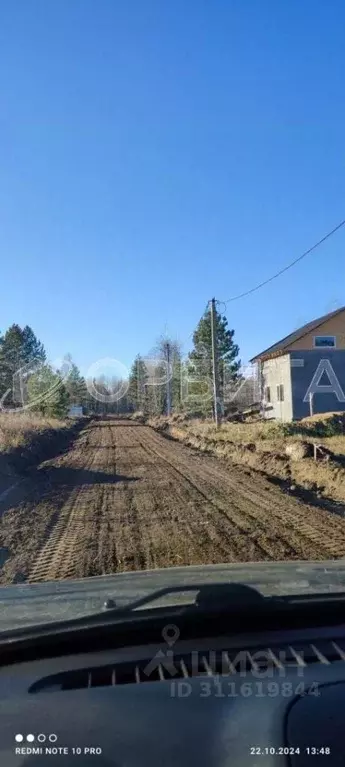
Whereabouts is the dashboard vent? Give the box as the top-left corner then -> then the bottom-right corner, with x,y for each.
29,639 -> 345,693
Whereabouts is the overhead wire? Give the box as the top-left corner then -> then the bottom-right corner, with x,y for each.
219,217 -> 345,304
183,217 -> 345,346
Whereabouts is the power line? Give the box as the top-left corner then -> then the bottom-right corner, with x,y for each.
220,217 -> 345,304
184,215 -> 345,348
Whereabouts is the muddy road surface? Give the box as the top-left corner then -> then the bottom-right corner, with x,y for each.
1,419 -> 345,584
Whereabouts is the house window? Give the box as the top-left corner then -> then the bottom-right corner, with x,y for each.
265,386 -> 271,402
313,335 -> 336,348
277,384 -> 284,402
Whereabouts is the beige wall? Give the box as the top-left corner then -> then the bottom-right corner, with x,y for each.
289,311 -> 345,350
262,355 -> 292,421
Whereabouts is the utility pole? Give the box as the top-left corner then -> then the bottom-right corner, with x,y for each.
210,297 -> 221,427
166,342 -> 171,417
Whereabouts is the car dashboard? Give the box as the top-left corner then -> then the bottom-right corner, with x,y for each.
1,620 -> 345,766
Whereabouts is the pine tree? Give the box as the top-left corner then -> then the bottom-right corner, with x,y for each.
0,325 -> 23,406
64,356 -> 88,410
188,306 -> 241,415
22,326 -> 46,367
0,324 -> 46,408
27,365 -> 69,418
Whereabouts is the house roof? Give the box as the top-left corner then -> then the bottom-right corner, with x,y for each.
250,306 -> 345,363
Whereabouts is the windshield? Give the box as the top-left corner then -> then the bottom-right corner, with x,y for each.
1,2 -> 345,631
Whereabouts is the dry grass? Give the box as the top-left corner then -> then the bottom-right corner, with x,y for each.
0,412 -> 68,453
160,413 -> 345,455
148,412 -> 345,506
129,411 -> 146,423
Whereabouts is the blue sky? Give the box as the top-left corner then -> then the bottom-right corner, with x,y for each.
1,0 -> 345,378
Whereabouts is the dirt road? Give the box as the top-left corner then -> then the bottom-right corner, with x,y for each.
1,419 -> 345,584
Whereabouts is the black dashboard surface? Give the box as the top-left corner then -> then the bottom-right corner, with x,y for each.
287,682 -> 345,767
1,624 -> 345,766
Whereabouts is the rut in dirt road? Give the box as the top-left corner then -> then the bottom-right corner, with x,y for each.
1,419 -> 345,584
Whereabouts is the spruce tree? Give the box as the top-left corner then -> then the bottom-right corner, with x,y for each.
188,306 -> 241,414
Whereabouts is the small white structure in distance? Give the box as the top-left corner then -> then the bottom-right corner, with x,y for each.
68,405 -> 83,417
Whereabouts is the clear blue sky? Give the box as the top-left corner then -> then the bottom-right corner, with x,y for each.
1,0 -> 345,378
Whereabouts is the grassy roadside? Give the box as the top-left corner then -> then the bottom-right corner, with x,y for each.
0,412 -> 69,452
0,412 -> 88,476
146,412 -> 345,508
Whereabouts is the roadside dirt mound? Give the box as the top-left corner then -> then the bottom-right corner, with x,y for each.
147,416 -> 170,432
301,411 -> 345,423
299,412 -> 345,435
151,418 -> 345,510
2,419 -> 89,474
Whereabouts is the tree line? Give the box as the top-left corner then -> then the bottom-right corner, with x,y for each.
0,306 -> 242,419
127,305 -> 242,417
0,324 -> 130,418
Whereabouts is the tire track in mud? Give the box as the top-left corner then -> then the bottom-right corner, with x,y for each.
0,428 -> 94,584
3,418 -> 345,585
136,438 -> 301,561
79,424 -> 120,578
28,432 -> 104,582
136,438 -> 299,563
137,428 -> 345,561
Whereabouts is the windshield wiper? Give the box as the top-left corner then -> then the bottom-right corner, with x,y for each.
102,582 -> 267,613
0,582 -> 276,646
1,583 -> 345,661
